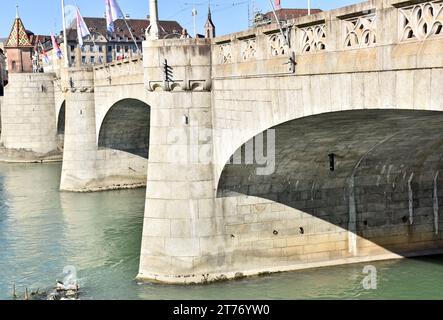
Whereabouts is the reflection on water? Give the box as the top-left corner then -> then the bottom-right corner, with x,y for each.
0,163 -> 442,300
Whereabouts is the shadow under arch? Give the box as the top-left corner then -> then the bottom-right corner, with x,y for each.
217,109 -> 443,255
57,101 -> 65,135
98,98 -> 150,159
56,101 -> 66,150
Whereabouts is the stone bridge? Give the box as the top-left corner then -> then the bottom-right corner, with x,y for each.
59,58 -> 149,191
1,0 -> 443,283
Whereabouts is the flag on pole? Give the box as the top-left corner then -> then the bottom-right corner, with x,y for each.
39,43 -> 50,64
75,7 -> 91,47
105,0 -> 140,54
51,32 -> 63,59
105,0 -> 124,33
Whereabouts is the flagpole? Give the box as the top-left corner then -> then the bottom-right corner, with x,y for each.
308,0 -> 311,15
192,0 -> 197,38
122,17 -> 140,54
61,0 -> 69,67
38,42 -> 43,71
268,0 -> 289,47
38,42 -> 52,67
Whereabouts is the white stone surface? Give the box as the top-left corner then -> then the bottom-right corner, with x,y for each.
1,73 -> 58,154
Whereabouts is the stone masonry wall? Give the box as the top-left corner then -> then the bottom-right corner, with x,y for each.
1,73 -> 58,156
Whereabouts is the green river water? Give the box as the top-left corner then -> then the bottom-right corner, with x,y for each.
0,162 -> 442,300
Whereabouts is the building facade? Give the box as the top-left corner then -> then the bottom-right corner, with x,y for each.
4,14 -> 34,73
3,11 -> 51,74
63,17 -> 183,66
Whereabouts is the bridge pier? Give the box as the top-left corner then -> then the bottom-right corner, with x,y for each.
137,39 -> 225,283
138,90 -> 220,283
0,73 -> 61,161
60,68 -> 98,191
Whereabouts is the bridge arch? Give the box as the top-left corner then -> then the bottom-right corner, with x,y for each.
98,98 -> 151,159
57,101 -> 65,135
55,100 -> 66,150
217,109 -> 443,255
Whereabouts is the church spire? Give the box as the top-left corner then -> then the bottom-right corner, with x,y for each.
16,4 -> 19,18
204,2 -> 215,38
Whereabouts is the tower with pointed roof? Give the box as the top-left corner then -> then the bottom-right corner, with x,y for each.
204,5 -> 215,39
5,6 -> 34,73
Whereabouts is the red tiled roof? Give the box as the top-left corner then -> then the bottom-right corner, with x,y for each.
5,18 -> 32,48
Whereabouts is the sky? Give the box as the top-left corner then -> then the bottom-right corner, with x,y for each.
0,0 -> 360,38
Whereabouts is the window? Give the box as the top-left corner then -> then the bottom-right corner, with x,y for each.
70,45 -> 75,52
125,46 -> 129,53
81,46 -> 86,53
90,56 -> 95,64
99,45 -> 103,53
116,46 -> 121,53
81,56 -> 86,64
71,56 -> 75,63
90,45 -> 94,52
108,45 -> 112,52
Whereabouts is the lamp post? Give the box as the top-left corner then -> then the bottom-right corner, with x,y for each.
192,1 -> 197,38
148,0 -> 160,40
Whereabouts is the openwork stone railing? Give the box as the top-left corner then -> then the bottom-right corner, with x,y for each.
240,38 -> 257,61
343,12 -> 377,48
218,43 -> 232,64
269,32 -> 289,56
212,0 -> 443,66
399,1 -> 443,41
300,24 -> 327,53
